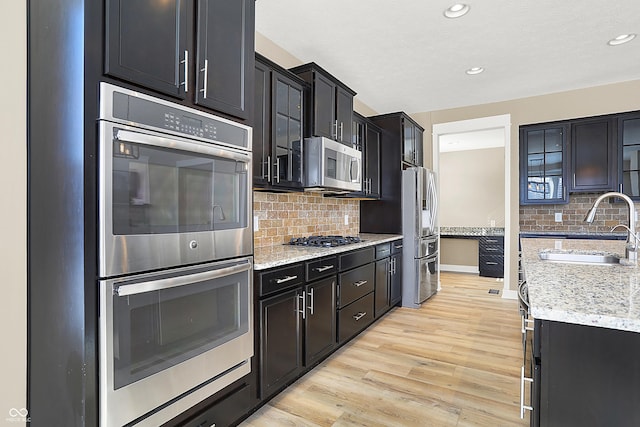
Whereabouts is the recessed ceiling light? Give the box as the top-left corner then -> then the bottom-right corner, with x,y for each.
608,34 -> 636,46
444,3 -> 470,19
466,67 -> 484,75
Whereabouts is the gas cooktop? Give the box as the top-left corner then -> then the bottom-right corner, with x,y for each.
288,235 -> 361,248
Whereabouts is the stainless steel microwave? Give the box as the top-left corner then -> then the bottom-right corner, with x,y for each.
303,136 -> 362,192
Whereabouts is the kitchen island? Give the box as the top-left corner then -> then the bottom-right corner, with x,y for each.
520,237 -> 640,427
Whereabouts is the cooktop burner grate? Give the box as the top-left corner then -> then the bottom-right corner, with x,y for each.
288,235 -> 361,247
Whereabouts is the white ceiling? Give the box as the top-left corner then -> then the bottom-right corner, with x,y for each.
255,0 -> 640,115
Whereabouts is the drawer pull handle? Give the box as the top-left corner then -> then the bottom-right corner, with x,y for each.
314,265 -> 334,273
275,275 -> 298,284
486,262 -> 498,266
353,311 -> 367,321
520,365 -> 534,418
486,239 -> 497,243
486,248 -> 500,251
353,280 -> 368,287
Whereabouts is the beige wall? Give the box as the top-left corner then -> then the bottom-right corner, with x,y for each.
1,1 -> 27,423
439,147 -> 505,227
412,79 -> 640,289
440,238 -> 478,268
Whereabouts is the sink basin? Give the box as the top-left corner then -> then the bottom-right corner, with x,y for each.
538,251 -> 620,265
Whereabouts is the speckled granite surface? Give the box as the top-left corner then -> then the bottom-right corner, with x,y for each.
254,233 -> 403,270
440,226 -> 504,236
520,237 -> 640,333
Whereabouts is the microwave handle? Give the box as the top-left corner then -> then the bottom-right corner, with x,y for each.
350,157 -> 360,183
115,129 -> 251,163
114,260 -> 251,297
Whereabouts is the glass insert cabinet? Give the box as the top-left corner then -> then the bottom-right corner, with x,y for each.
520,123 -> 569,205
620,113 -> 640,199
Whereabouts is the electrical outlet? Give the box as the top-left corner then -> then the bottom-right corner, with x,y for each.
344,214 -> 349,225
253,215 -> 259,231
490,220 -> 496,227
554,212 -> 562,222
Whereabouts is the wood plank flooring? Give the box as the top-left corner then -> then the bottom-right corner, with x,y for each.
240,272 -> 529,427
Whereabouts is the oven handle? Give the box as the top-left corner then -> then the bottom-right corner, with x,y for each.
115,129 -> 251,163
114,261 -> 251,297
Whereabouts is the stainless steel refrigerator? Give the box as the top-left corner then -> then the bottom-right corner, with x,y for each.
402,167 -> 439,308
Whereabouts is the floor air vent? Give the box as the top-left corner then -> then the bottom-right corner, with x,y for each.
488,289 -> 500,295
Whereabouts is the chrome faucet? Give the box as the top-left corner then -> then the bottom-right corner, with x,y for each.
584,192 -> 638,264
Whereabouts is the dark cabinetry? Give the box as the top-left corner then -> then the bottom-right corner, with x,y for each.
619,112 -> 640,198
570,117 -> 616,192
389,240 -> 403,306
256,259 -> 336,399
253,54 -> 305,190
478,236 -> 504,278
290,63 -> 356,145
533,319 -> 640,427
348,113 -> 381,198
374,239 -> 404,318
337,248 -> 375,343
105,0 -> 254,121
361,112 -> 424,234
519,123 -> 569,205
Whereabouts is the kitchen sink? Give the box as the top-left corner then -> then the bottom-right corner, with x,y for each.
538,251 -> 621,265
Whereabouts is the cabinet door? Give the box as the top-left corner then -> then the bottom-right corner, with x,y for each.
374,258 -> 390,318
272,71 -> 304,189
414,125 -> 424,166
571,118 -> 616,192
336,86 -> 354,144
390,253 -> 402,305
195,0 -> 254,120
619,112 -> 640,199
520,123 -> 569,205
365,123 -> 381,198
253,59 -> 271,187
312,72 -> 337,139
259,289 -> 303,398
304,277 -> 337,365
402,119 -> 415,165
105,0 -> 189,97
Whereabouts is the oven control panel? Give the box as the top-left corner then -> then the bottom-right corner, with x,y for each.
101,82 -> 250,150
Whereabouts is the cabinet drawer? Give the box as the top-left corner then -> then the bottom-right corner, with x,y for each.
338,263 -> 375,308
306,256 -> 338,282
338,293 -> 374,343
480,245 -> 504,256
257,263 -> 305,297
479,255 -> 504,278
391,239 -> 403,255
181,381 -> 253,427
339,247 -> 375,271
375,243 -> 391,259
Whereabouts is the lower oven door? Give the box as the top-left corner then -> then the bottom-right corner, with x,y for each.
99,257 -> 253,427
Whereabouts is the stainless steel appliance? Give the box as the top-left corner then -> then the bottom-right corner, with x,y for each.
98,82 -> 253,277
97,83 -> 254,426
99,257 -> 253,427
402,166 -> 439,308
304,136 -> 362,192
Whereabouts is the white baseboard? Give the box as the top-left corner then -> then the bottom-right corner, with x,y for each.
440,264 -> 479,274
501,289 -> 517,300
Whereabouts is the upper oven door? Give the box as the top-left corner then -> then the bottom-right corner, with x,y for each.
99,121 -> 253,277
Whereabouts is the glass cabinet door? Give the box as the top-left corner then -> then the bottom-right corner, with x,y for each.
620,113 -> 640,199
520,123 -> 569,205
272,71 -> 303,188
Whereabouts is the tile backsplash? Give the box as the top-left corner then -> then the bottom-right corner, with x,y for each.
253,191 -> 360,248
519,193 -> 639,233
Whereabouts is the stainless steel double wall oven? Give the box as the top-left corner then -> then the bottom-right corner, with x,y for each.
97,83 -> 253,426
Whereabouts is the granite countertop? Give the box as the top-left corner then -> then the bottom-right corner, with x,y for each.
254,233 -> 403,270
440,226 -> 504,237
520,231 -> 626,240
520,237 -> 640,333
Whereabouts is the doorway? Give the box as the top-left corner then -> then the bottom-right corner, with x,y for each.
432,114 -> 513,298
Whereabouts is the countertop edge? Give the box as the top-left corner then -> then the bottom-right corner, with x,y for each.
253,233 -> 403,270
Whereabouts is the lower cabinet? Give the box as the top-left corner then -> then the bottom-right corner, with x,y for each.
375,239 -> 403,317
478,236 -> 504,278
338,293 -> 375,343
533,319 -> 640,427
389,240 -> 403,305
304,277 -> 337,365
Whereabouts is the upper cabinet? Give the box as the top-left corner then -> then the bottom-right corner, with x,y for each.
105,0 -> 255,122
289,63 -> 356,145
346,113 -> 381,198
519,122 -> 569,205
253,54 -> 305,191
570,117 -> 617,193
620,112 -> 640,199
105,0 -> 191,98
402,117 -> 424,167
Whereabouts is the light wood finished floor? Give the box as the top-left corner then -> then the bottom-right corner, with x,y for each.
240,272 -> 529,427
